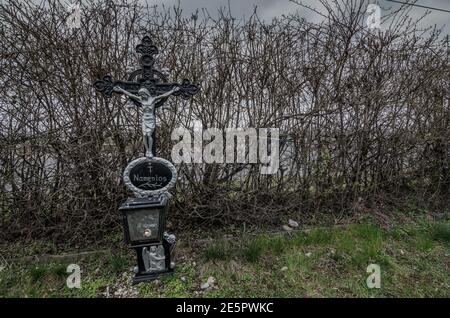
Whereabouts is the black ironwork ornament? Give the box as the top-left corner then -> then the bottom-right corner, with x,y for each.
94,36 -> 199,107
93,36 -> 198,284
95,36 -> 199,158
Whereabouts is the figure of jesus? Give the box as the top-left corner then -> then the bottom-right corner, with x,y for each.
113,86 -> 179,157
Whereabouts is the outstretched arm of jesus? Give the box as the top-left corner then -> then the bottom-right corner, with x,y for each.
113,86 -> 141,102
154,87 -> 180,102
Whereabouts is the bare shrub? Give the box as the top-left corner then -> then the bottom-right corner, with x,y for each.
0,0 -> 448,244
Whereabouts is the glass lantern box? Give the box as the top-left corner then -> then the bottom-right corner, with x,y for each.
119,196 -> 168,247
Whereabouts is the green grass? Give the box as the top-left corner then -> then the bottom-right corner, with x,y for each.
203,239 -> 231,261
430,223 -> 450,243
107,254 -> 130,274
241,237 -> 266,263
1,217 -> 449,298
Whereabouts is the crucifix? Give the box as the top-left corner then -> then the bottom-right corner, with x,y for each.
94,36 -> 199,156
112,85 -> 179,157
94,36 -> 199,283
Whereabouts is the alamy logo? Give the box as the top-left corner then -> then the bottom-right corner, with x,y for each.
366,264 -> 381,289
366,4 -> 381,30
171,121 -> 279,175
66,264 -> 81,289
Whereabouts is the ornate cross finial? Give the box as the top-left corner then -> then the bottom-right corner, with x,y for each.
94,36 -> 199,107
135,36 -> 158,81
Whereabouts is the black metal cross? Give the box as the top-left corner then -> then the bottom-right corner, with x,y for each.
94,36 -> 199,108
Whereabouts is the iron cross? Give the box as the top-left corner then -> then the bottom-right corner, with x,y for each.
94,36 -> 199,108
94,36 -> 199,155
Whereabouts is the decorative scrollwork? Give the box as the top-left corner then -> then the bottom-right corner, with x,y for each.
94,75 -> 115,97
94,36 -> 199,103
176,79 -> 200,99
136,36 -> 158,57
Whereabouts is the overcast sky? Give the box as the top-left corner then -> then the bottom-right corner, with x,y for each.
1,0 -> 448,33
147,0 -> 449,34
